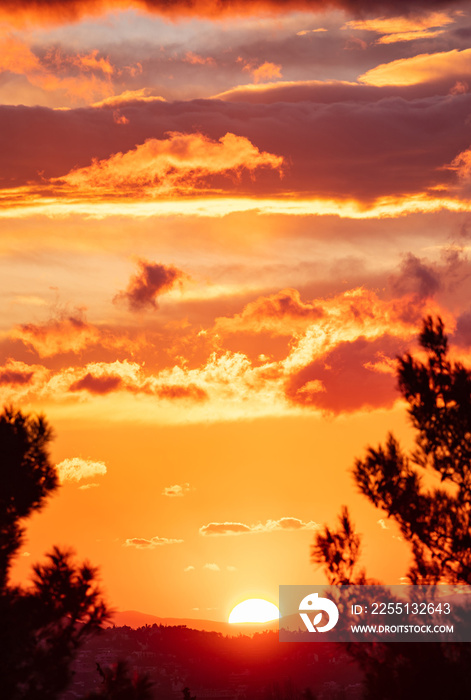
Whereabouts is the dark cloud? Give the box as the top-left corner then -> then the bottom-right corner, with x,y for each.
69,372 -> 122,394
390,253 -> 441,300
114,260 -> 184,311
285,334 -> 406,414
453,309 -> 471,347
0,369 -> 34,385
2,0 -> 468,26
2,89 -> 471,201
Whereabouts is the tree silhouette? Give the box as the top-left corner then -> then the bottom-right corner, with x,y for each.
312,317 -> 471,699
0,406 -> 109,699
354,316 -> 471,585
84,661 -> 154,699
311,506 -> 368,586
0,406 -> 57,588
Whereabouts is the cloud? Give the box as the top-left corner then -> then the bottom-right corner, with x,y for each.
215,288 -> 324,336
454,308 -> 471,347
124,536 -> 184,548
91,89 -> 166,108
344,11 -> 456,45
114,260 -> 184,311
285,334 -> 406,413
69,372 -> 123,395
3,90 -> 469,210
47,360 -> 210,402
242,61 -> 283,83
0,35 -> 115,101
78,483 -> 100,490
204,563 -> 220,571
156,384 -> 208,401
227,565 -> 237,571
2,0 -> 470,27
162,483 -> 190,497
184,565 -> 195,572
56,457 -> 107,482
0,282 -> 451,422
184,52 -> 215,66
390,253 -> 441,299
359,48 -> 471,87
377,518 -> 390,529
199,517 -> 319,536
53,132 -> 284,197
0,368 -> 34,386
11,309 -> 135,358
297,28 -> 328,35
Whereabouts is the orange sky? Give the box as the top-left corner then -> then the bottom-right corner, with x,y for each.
3,0 -> 471,621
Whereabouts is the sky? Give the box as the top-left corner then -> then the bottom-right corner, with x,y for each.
2,0 -> 471,622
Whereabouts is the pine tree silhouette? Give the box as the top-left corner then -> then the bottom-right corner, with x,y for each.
0,406 -> 109,699
312,318 -> 471,700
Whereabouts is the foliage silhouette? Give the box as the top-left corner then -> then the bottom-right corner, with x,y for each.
0,406 -> 109,699
312,317 -> 471,699
84,660 -> 154,699
0,406 -> 57,588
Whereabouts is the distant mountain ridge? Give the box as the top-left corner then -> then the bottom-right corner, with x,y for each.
108,610 -> 279,634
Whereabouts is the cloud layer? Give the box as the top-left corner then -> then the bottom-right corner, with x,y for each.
124,536 -> 184,548
56,457 -> 107,482
199,516 -> 319,536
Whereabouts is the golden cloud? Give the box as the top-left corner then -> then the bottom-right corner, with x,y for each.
199,517 -> 319,536
124,536 -> 184,549
243,61 -> 283,83
0,35 -> 115,100
56,456 -> 107,482
52,132 -> 284,196
12,310 -> 139,357
359,48 -> 471,87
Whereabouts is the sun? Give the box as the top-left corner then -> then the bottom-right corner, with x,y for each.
228,598 -> 279,624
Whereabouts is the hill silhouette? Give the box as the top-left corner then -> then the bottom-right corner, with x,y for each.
108,610 -> 279,635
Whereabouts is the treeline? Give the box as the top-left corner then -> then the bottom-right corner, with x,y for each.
78,624 -> 361,698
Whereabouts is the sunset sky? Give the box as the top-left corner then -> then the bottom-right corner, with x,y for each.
3,0 -> 471,622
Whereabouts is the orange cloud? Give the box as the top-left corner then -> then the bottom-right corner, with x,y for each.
448,146 -> 471,180
11,310 -> 137,357
184,52 -> 215,66
0,366 -> 34,386
215,288 -> 324,336
91,88 -> 166,108
3,1 -> 468,27
243,61 -> 283,83
344,11 -> 456,44
199,517 -> 319,536
69,372 -> 123,394
156,384 -> 208,401
0,35 -> 115,100
359,48 -> 471,87
53,132 -> 284,196
162,483 -> 190,497
124,536 -> 183,549
297,28 -> 328,35
0,281 -> 456,421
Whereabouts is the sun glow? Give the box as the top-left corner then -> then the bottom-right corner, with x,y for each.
228,598 -> 279,624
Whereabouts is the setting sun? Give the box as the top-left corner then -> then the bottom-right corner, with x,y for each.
228,599 -> 280,624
